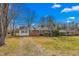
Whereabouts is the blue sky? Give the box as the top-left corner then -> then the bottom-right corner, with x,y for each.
13,3 -> 79,26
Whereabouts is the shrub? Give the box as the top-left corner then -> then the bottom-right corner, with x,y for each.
52,30 -> 60,37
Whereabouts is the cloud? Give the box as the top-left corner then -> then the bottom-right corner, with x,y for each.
68,16 -> 75,20
61,8 -> 72,13
66,20 -> 71,23
66,16 -> 75,23
72,6 -> 79,10
52,4 -> 61,8
32,23 -> 35,26
61,5 -> 79,13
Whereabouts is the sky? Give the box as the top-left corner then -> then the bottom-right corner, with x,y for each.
12,3 -> 79,27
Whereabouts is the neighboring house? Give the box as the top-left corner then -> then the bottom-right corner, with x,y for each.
59,29 -> 79,36
7,22 -> 79,36
19,28 -> 29,36
14,26 -> 52,36
30,30 -> 39,36
39,26 -> 49,36
15,26 -> 40,36
18,26 -> 29,36
66,29 -> 79,36
59,29 -> 67,35
7,25 -> 79,36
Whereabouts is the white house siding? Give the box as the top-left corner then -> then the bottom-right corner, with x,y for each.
19,29 -> 29,36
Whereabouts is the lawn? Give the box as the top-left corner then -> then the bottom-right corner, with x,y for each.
0,36 -> 79,56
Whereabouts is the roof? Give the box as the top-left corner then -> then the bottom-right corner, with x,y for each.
18,26 -> 50,30
59,30 -> 67,32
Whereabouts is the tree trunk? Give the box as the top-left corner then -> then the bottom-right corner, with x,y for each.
0,19 -> 6,46
28,25 -> 31,36
0,35 -> 5,46
0,4 -> 8,46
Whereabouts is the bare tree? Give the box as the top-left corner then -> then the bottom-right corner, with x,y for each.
39,16 -> 46,36
47,16 -> 55,36
0,3 -> 15,46
39,16 -> 55,36
11,11 -> 18,36
25,9 -> 36,36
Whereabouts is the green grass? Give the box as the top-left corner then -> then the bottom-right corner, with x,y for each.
0,36 -> 79,55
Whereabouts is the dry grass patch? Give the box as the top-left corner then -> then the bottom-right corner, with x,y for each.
0,36 -> 79,55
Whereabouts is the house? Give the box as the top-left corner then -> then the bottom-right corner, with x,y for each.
59,29 -> 67,35
59,29 -> 79,36
19,28 -> 29,36
30,30 -> 39,36
66,29 -> 79,36
39,26 -> 49,36
14,25 -> 53,36
18,26 -> 29,36
14,26 -> 40,36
